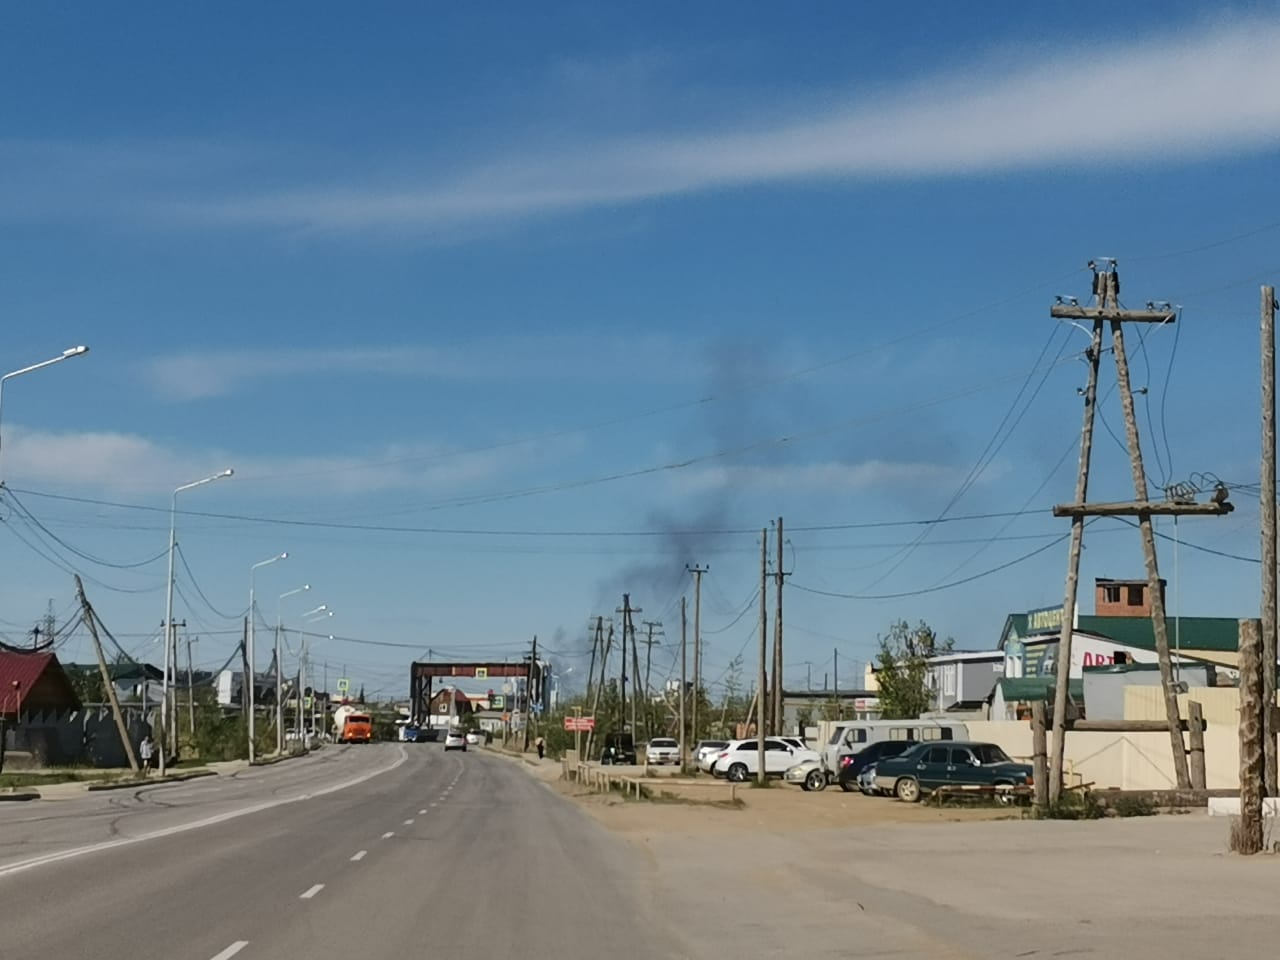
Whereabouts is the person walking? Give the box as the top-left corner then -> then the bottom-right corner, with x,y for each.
139,735 -> 154,776
535,735 -> 545,760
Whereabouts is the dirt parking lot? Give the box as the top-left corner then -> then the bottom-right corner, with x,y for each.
546,763 -> 1280,960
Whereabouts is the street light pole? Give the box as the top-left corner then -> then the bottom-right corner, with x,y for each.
161,469 -> 233,776
0,345 -> 90,484
276,585 -> 310,754
248,553 -> 287,763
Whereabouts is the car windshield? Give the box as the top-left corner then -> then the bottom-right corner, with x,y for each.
972,744 -> 1013,764
650,739 -> 677,747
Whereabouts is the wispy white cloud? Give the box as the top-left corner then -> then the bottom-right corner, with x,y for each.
173,17 -> 1280,233
4,18 -> 1279,236
0,425 -> 552,497
142,335 -> 698,400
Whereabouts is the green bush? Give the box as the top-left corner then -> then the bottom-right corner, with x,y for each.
1029,790 -> 1104,820
1111,795 -> 1158,818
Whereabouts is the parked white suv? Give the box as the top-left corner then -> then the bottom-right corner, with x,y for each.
645,738 -> 680,765
712,738 -> 820,782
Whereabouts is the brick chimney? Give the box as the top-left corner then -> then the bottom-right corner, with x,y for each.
1095,577 -> 1166,617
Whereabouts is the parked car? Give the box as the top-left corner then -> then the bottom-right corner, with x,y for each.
465,731 -> 481,745
782,758 -> 828,792
694,740 -> 729,773
820,719 -> 966,780
873,741 -> 1033,803
856,763 -> 880,796
712,738 -> 821,782
444,731 -> 467,752
835,740 -> 916,792
601,732 -> 637,765
646,738 -> 680,765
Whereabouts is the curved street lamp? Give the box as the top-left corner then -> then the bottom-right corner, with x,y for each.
247,552 -> 287,762
0,346 -> 90,484
160,468 -> 233,775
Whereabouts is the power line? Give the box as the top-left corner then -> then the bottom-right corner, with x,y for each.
791,530 -> 1074,601
11,487 -> 1056,540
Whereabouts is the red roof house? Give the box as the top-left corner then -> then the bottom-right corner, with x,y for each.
0,651 -> 81,718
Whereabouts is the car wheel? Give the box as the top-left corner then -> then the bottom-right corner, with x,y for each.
805,770 -> 827,792
727,763 -> 748,783
895,777 -> 921,803
994,780 -> 1016,805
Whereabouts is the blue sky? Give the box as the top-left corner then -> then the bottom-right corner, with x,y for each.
2,3 -> 1280,700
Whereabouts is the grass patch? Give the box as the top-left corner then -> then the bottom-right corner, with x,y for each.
0,769 -> 132,789
1026,790 -> 1104,820
646,788 -> 744,810
1110,795 -> 1158,818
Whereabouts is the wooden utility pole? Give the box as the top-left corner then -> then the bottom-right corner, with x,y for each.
772,516 -> 785,735
1031,700 -> 1048,808
1108,280 -> 1191,790
1048,293 -> 1104,804
1262,284 -> 1278,795
1237,618 -> 1265,854
1048,264 -> 1229,798
757,526 -> 768,785
524,635 -> 537,752
76,576 -> 138,773
240,616 -> 250,724
584,621 -> 612,761
641,620 -> 663,737
618,597 -> 630,735
630,617 -> 642,737
679,597 -> 688,768
585,616 -> 602,710
186,632 -> 196,737
687,564 -> 707,743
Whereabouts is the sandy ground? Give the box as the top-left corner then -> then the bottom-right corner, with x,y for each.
542,760 -> 1280,960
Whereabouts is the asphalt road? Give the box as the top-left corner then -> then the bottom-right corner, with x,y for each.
0,745 -> 679,960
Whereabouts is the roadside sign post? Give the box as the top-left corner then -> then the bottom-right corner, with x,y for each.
562,712 -> 595,760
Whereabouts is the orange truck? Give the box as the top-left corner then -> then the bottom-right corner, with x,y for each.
338,712 -> 374,743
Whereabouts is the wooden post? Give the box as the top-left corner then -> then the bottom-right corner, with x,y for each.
679,597 -> 688,770
772,516 -> 784,735
76,576 -> 139,774
1263,285 -> 1278,796
1032,700 -> 1049,808
584,622 -> 611,762
1108,270 -> 1190,790
1238,618 -> 1265,854
757,527 -> 768,786
1188,700 -> 1206,791
1050,316 -> 1103,803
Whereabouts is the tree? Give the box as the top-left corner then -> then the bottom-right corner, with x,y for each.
874,620 -> 952,720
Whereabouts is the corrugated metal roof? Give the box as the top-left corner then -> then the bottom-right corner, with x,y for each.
0,651 -> 57,700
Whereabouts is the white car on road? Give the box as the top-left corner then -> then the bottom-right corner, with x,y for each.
645,738 -> 680,765
694,740 -> 730,774
711,738 -> 821,782
444,731 -> 467,752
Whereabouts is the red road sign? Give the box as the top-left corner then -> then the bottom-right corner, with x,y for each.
563,716 -> 596,731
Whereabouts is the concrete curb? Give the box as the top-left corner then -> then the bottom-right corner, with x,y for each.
0,791 -> 40,802
84,769 -> 217,792
249,752 -> 308,768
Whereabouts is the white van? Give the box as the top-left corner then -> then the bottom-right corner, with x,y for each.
821,719 -> 967,780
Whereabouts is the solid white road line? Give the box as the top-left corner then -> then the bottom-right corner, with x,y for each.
210,942 -> 249,960
382,831 -> 395,839
0,746 -> 410,881
350,850 -> 367,862
300,884 -> 325,899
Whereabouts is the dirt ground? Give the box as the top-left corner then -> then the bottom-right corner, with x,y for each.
554,774 -> 1017,836
542,761 -> 1280,960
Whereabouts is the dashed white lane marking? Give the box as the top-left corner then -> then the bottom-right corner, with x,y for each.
419,809 -> 427,815
403,818 -> 415,825
300,884 -> 325,899
0,746 -> 410,880
429,802 -> 438,808
382,831 -> 395,839
210,942 -> 249,960
350,850 -> 367,862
